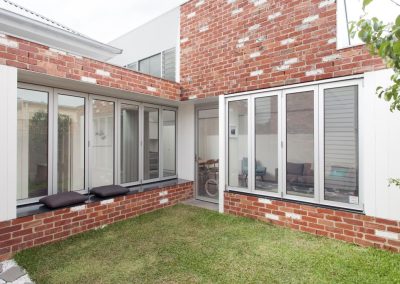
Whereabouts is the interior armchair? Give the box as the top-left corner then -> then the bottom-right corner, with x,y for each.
241,158 -> 267,183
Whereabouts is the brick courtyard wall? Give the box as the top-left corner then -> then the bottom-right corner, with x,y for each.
225,192 -> 400,253
180,0 -> 386,100
0,34 -> 181,100
0,182 -> 193,261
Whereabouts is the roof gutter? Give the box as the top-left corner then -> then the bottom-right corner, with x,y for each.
0,8 -> 122,61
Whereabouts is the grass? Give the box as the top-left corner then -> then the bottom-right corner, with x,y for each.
15,204 -> 400,284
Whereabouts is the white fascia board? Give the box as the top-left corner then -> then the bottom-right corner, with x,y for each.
0,8 -> 122,61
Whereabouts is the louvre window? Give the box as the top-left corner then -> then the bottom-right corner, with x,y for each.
163,48 -> 176,81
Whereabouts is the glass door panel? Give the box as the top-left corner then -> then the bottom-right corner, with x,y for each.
228,100 -> 248,189
324,85 -> 359,204
57,95 -> 86,192
17,88 -> 49,200
255,96 -> 279,193
286,91 -> 315,198
91,99 -> 115,187
143,107 -> 159,180
197,109 -> 219,202
120,104 -> 140,184
162,110 -> 176,177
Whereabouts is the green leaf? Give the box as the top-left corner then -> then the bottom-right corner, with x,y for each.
379,41 -> 389,57
396,15 -> 400,27
393,41 -> 400,55
358,29 -> 370,42
363,0 -> 373,9
384,91 -> 393,101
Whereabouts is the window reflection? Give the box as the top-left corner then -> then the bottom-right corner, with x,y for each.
286,91 -> 314,198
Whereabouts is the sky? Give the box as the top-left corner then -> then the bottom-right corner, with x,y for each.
8,0 -> 188,43
6,0 -> 400,45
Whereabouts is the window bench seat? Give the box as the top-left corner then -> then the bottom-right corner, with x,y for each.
17,179 -> 192,218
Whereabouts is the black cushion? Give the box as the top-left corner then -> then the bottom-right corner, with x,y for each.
39,192 -> 87,209
90,185 -> 129,198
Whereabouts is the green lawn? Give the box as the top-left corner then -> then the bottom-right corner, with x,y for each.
15,204 -> 400,284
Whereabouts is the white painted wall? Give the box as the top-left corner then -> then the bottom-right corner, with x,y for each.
107,7 -> 180,68
0,65 -> 17,221
177,103 -> 195,181
363,69 -> 400,221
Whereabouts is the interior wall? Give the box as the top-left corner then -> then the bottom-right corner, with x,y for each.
363,69 -> 400,221
0,65 -> 17,221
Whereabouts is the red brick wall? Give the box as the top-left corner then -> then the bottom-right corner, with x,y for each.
225,192 -> 400,253
0,182 -> 193,261
0,34 -> 181,100
180,0 -> 385,100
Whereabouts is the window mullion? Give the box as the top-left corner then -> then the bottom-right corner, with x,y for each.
159,108 -> 163,180
278,91 -> 284,197
139,104 -> 144,184
49,89 -> 56,196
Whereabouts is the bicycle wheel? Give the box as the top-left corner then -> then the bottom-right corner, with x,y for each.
205,179 -> 218,197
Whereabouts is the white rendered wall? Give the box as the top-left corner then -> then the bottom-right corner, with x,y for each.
107,7 -> 180,68
363,69 -> 400,221
0,65 -> 17,221
177,103 -> 195,181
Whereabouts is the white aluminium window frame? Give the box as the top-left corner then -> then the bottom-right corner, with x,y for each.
17,83 -> 54,206
225,78 -> 363,211
116,99 -> 142,187
114,100 -> 179,186
281,85 -> 320,204
141,103 -> 178,184
54,89 -> 89,196
225,95 -> 251,192
17,83 -> 178,205
251,91 -> 282,199
89,94 -> 118,189
318,79 -> 363,211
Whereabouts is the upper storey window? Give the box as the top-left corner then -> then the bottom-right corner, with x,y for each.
125,48 -> 176,81
337,0 -> 400,49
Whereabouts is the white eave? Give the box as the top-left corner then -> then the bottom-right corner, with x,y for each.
0,8 -> 122,61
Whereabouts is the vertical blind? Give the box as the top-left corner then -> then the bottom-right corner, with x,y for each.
324,86 -> 358,203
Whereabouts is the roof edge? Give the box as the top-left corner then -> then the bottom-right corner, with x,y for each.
0,8 -> 122,61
